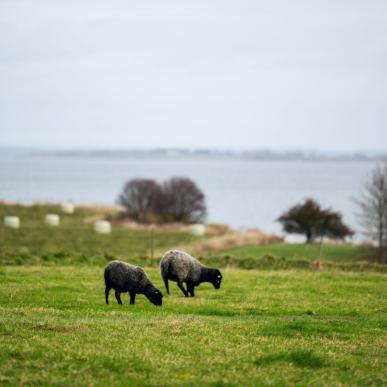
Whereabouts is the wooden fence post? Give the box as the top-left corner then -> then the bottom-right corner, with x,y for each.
149,227 -> 155,260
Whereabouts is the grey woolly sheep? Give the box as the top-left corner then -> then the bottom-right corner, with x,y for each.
104,260 -> 163,306
160,250 -> 222,297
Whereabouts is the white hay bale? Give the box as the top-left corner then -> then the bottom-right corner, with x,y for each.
4,216 -> 20,229
189,224 -> 205,236
45,214 -> 60,226
94,220 -> 111,234
60,201 -> 74,214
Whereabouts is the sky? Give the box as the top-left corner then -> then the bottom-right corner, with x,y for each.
0,0 -> 386,152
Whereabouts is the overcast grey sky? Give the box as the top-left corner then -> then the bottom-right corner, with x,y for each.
0,0 -> 386,151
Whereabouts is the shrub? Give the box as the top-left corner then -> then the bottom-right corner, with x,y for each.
159,177 -> 207,223
277,198 -> 353,243
117,178 -> 162,222
117,177 -> 207,224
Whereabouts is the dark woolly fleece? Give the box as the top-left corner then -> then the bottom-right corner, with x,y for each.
160,250 -> 222,297
104,260 -> 163,306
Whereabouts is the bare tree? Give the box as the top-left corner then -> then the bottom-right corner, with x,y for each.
160,177 -> 207,223
355,164 -> 387,264
277,198 -> 353,243
117,178 -> 162,222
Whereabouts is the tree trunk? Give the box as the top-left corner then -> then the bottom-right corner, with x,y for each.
378,230 -> 386,264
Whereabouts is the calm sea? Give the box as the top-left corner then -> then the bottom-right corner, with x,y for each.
0,150 -> 378,239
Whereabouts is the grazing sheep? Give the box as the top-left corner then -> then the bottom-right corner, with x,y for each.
104,260 -> 163,306
160,250 -> 222,297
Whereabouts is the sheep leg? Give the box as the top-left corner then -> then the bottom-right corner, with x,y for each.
115,291 -> 123,305
163,278 -> 170,294
187,283 -> 195,297
129,291 -> 136,305
177,281 -> 189,297
105,287 -> 111,304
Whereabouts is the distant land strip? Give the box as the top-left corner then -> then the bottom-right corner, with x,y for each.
23,148 -> 387,161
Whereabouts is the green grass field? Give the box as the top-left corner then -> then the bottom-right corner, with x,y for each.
218,243 -> 368,263
200,244 -> 386,273
0,266 -> 386,386
1,203 -> 386,385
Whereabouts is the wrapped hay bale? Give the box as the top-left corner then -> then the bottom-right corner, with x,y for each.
4,216 -> 20,229
45,214 -> 60,226
94,220 -> 111,234
189,224 -> 205,236
60,201 -> 74,214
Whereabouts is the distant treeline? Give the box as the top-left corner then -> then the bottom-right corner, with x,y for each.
25,148 -> 387,161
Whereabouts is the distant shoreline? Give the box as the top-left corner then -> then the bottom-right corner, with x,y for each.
6,148 -> 387,162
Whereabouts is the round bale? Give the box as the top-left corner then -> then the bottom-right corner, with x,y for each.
4,216 -> 20,229
94,220 -> 111,234
45,214 -> 60,226
189,224 -> 205,236
60,201 -> 74,214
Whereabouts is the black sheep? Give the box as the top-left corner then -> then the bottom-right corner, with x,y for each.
160,250 -> 222,297
104,260 -> 163,306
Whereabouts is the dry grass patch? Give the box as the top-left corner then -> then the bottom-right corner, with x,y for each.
175,229 -> 282,256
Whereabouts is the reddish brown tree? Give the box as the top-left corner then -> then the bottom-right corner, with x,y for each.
277,198 -> 353,243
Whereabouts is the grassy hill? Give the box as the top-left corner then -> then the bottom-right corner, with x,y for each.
0,203 -> 200,265
0,203 -> 381,271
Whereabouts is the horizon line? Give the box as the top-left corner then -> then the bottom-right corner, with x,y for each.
1,145 -> 387,155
